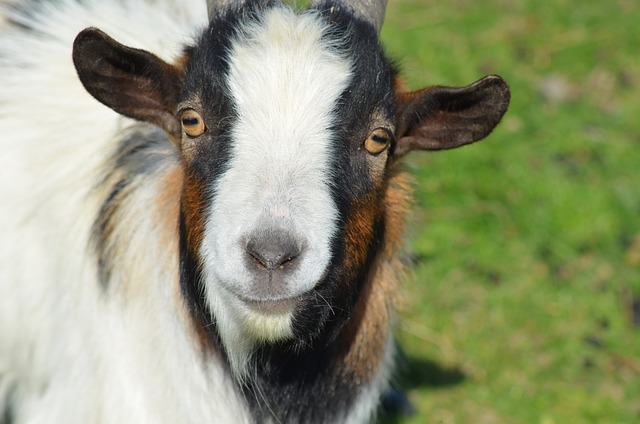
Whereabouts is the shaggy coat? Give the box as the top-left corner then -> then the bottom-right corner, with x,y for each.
0,0 -> 509,422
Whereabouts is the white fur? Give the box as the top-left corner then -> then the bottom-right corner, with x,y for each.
0,1 -> 390,422
0,0 -> 251,422
201,7 -> 352,377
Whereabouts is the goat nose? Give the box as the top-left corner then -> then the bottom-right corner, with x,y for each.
245,232 -> 302,271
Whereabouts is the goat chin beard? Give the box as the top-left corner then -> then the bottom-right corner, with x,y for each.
219,307 -> 295,379
241,310 -> 295,343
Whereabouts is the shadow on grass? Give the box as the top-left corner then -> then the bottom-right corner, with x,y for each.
398,353 -> 466,389
378,348 -> 467,423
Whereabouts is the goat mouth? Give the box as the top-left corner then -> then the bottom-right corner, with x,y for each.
238,294 -> 303,316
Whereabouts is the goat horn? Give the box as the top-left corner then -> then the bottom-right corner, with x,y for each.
206,0 -> 245,17
311,0 -> 388,33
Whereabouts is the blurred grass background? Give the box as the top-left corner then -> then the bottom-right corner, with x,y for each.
376,0 -> 640,423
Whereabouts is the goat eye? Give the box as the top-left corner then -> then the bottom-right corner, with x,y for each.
364,128 -> 392,155
181,109 -> 205,137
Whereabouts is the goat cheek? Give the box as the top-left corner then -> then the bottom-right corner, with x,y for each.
342,196 -> 379,277
181,172 -> 208,254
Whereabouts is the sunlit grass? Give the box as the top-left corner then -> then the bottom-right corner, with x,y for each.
379,0 -> 640,422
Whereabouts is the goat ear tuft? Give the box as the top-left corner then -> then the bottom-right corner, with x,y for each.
72,28 -> 183,144
394,75 -> 510,156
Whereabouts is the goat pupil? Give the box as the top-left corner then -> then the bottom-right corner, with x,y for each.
182,117 -> 199,127
372,134 -> 387,144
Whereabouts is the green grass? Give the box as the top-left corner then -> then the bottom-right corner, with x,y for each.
377,0 -> 640,423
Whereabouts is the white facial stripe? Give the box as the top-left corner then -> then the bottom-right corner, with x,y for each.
200,7 -> 352,376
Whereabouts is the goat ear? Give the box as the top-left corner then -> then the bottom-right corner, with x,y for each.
72,28 -> 182,142
394,75 -> 510,156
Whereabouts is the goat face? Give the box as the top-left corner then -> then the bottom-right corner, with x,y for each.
73,0 -> 509,374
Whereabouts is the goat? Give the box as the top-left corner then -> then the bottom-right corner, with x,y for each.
0,0 -> 510,422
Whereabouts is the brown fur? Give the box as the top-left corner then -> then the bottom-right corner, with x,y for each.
155,163 -> 223,353
337,166 -> 413,381
341,192 -> 380,280
181,170 -> 208,259
394,78 -> 430,140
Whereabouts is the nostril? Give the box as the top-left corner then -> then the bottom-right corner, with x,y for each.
245,232 -> 302,272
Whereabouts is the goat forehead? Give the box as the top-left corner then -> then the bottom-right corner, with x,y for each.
215,7 -> 350,208
185,5 -> 396,143
200,6 -> 352,215
182,5 -> 396,197
226,7 -> 351,143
